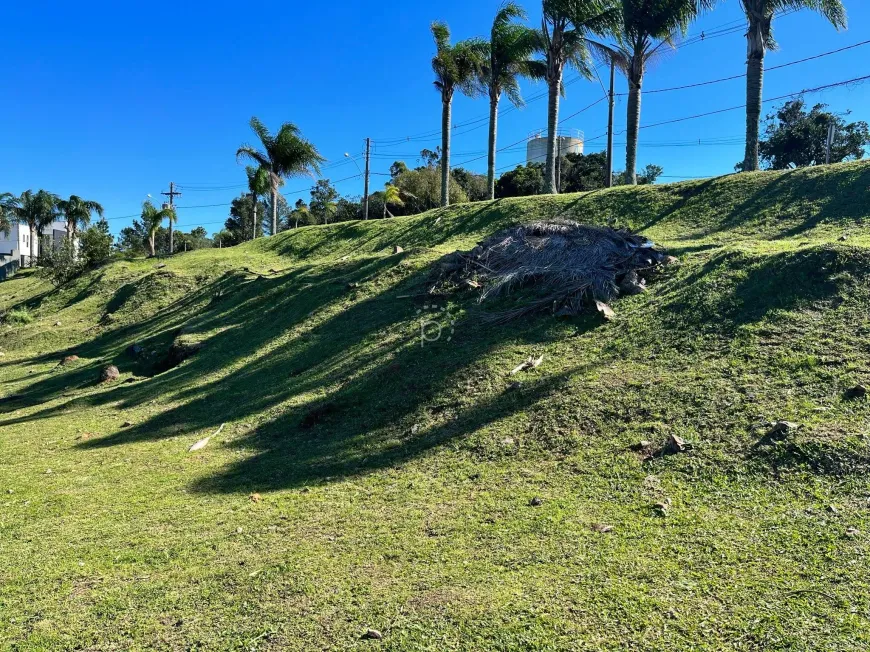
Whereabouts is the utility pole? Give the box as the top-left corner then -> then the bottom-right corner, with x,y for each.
363,138 -> 371,220
825,123 -> 837,165
161,182 -> 181,254
556,135 -> 562,193
606,60 -> 615,188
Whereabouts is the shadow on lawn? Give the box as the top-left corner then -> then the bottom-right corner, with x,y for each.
3,243 -> 604,492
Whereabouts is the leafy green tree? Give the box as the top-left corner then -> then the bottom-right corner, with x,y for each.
310,179 -> 340,224
57,195 -> 104,240
140,200 -> 175,257
495,162 -> 545,198
754,100 -> 870,170
591,0 -> 714,184
561,151 -> 607,191
536,0 -> 620,194
482,2 -> 541,199
393,166 -> 468,213
224,194 -> 267,244
117,220 -> 150,256
389,161 -> 409,180
452,167 -> 490,202
78,218 -> 114,267
431,21 -> 487,207
236,117 -> 325,235
740,0 -> 846,172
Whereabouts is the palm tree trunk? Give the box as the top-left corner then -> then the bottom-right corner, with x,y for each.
271,187 -> 278,235
743,14 -> 765,172
252,194 -> 258,240
545,68 -> 562,195
625,76 -> 642,186
487,92 -> 499,200
169,222 -> 174,255
441,93 -> 452,207
149,235 -> 156,257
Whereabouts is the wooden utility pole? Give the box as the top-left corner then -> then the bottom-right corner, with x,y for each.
363,138 -> 371,220
161,182 -> 182,254
606,60 -> 615,188
825,123 -> 837,164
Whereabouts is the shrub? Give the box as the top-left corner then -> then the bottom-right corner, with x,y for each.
4,307 -> 34,325
39,239 -> 84,287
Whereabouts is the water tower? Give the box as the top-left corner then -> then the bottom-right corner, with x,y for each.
526,129 -> 584,164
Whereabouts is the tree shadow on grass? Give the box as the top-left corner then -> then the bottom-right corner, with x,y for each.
0,255 -> 408,420
653,244 -> 865,340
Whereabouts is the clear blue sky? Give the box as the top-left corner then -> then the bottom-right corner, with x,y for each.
2,1 -> 868,236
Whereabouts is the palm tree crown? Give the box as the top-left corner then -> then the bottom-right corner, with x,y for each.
740,0 -> 845,171
141,200 -> 176,257
237,117 -> 325,236
432,21 -> 487,207
592,0 -> 715,184
537,0 -> 621,194
482,2 -> 542,199
58,195 -> 104,239
0,192 -> 18,237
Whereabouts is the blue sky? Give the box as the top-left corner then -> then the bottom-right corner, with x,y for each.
2,1 -> 868,236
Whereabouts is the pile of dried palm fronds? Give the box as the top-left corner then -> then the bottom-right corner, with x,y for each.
434,219 -> 675,323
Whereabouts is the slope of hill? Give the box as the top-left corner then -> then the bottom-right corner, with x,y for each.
2,162 -> 870,650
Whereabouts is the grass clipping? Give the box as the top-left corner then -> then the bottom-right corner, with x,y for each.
437,219 -> 675,323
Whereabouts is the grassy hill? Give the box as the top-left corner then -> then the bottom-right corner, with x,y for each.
2,162 -> 870,650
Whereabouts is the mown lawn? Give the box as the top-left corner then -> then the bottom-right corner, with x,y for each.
1,163 -> 870,650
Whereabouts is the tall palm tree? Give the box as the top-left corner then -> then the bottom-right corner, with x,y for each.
382,184 -> 405,218
236,117 -> 325,236
57,195 -> 104,240
537,0 -> 621,194
740,0 -> 846,172
141,200 -> 176,257
431,21 -> 487,208
245,165 -> 271,240
591,0 -> 715,185
34,191 -> 61,262
483,2 -> 542,200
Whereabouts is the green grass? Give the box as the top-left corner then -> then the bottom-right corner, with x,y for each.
2,162 -> 870,650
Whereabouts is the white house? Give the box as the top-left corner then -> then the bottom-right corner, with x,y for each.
0,221 -> 73,268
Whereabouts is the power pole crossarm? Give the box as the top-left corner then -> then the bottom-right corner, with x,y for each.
161,182 -> 182,254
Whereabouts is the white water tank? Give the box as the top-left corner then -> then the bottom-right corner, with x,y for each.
526,129 -> 584,164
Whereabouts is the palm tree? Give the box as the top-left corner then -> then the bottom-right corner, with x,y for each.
141,200 -> 176,257
236,117 -> 325,236
0,193 -> 17,237
483,2 -> 542,199
57,195 -> 104,240
591,0 -> 715,185
537,0 -> 621,194
740,0 -> 846,172
431,21 -> 487,208
245,166 -> 271,240
382,185 -> 405,218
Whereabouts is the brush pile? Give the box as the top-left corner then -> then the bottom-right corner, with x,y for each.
436,219 -> 675,322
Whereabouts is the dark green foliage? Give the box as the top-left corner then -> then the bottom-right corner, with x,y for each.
496,162 -> 545,198
757,100 -> 870,170
451,167 -> 490,202
78,219 -> 114,267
